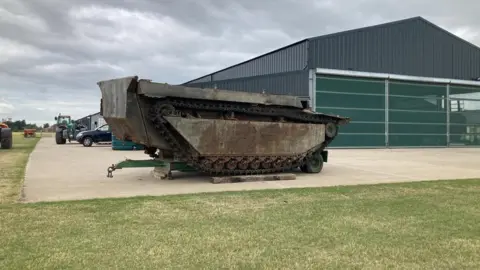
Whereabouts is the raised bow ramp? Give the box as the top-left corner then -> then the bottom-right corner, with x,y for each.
98,76 -> 350,175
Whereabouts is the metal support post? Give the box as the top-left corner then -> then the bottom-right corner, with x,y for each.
385,79 -> 389,148
308,69 -> 316,111
446,84 -> 450,146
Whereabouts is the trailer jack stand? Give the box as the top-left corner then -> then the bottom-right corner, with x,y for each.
106,158 -> 196,179
107,165 -> 116,178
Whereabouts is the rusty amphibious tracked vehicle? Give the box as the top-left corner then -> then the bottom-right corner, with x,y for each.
98,76 -> 350,178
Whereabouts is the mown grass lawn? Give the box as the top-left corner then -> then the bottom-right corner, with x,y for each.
1,179 -> 479,269
0,132 -> 40,203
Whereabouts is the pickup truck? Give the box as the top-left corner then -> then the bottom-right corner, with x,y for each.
75,124 -> 112,147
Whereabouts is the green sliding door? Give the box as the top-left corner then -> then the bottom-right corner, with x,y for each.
315,75 -> 386,147
387,80 -> 447,147
315,72 -> 479,148
449,85 -> 480,146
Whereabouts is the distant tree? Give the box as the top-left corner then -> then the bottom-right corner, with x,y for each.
43,123 -> 50,129
5,120 -> 41,131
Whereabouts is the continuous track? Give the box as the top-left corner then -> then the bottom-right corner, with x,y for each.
145,97 -> 347,175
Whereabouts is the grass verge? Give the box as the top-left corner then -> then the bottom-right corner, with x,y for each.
0,132 -> 40,203
1,179 -> 479,269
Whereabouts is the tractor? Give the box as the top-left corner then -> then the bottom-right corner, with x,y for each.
54,113 -> 76,144
0,122 -> 13,149
54,114 -> 88,144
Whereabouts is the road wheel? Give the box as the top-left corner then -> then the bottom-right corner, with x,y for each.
303,151 -> 324,173
300,164 -> 308,173
325,122 -> 338,139
83,136 -> 93,147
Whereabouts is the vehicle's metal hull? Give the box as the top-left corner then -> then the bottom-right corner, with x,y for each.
98,76 -> 350,175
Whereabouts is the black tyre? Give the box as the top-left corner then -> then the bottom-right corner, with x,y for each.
55,131 -> 66,144
301,151 -> 324,174
0,128 -> 13,149
82,136 -> 93,147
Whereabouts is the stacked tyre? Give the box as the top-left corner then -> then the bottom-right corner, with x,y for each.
0,128 -> 13,149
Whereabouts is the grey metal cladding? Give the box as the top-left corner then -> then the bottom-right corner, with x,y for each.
185,70 -> 310,97
189,75 -> 212,84
308,17 -> 480,80
452,38 -> 480,79
213,41 -> 308,81
184,40 -> 308,84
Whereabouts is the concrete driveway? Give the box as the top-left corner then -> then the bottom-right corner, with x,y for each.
22,138 -> 480,202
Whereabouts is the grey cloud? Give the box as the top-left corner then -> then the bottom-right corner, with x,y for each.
0,0 -> 479,124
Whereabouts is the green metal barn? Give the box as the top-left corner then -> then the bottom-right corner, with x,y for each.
183,17 -> 480,148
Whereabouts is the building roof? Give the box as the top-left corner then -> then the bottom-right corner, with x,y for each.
182,38 -> 308,84
76,112 -> 101,121
308,16 -> 480,50
183,16 -> 480,84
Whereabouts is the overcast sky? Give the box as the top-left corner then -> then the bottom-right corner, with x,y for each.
1,0 -> 479,125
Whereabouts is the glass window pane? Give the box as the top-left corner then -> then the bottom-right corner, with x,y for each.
450,134 -> 480,146
389,96 -> 445,111
449,100 -> 480,125
316,92 -> 384,109
389,111 -> 446,124
316,76 -> 385,95
340,122 -> 385,134
389,123 -> 446,134
389,135 -> 447,147
389,81 -> 446,97
450,85 -> 480,99
330,134 -> 385,147
449,98 -> 480,146
316,108 -> 385,122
